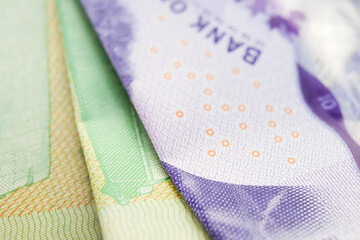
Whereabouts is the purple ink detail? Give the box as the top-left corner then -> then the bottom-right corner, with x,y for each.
190,16 -> 210,32
232,0 -> 305,38
170,0 -> 187,14
250,0 -> 268,15
227,37 -> 244,53
243,47 -> 261,65
206,27 -> 226,44
163,162 -> 329,240
268,15 -> 299,36
298,65 -> 343,121
298,64 -> 360,171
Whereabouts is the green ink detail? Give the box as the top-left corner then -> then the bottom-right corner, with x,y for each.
57,0 -> 168,205
24,167 -> 34,187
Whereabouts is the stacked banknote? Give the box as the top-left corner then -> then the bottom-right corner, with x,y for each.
56,0 -> 209,239
1,0 -> 101,238
1,0 -> 360,239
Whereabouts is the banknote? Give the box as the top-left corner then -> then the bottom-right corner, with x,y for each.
0,0 -> 101,238
81,0 -> 360,239
0,0 -> 50,195
56,0 -> 209,239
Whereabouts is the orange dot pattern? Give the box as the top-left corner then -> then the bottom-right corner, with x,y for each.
204,88 -> 212,96
206,74 -> 214,80
173,61 -> 181,68
287,158 -> 295,164
291,131 -> 299,138
150,47 -> 158,54
176,111 -> 184,118
206,129 -> 214,136
266,105 -> 274,112
164,35 -> 300,165
204,104 -> 211,111
238,105 -> 246,112
253,81 -> 261,88
204,51 -> 212,58
239,123 -> 247,130
164,73 -> 171,80
157,15 -> 165,22
252,151 -> 260,157
208,150 -> 216,157
222,104 -> 230,111
181,39 -> 188,46
187,73 -> 195,79
233,68 -> 241,75
269,121 -> 277,128
285,107 -> 292,114
222,140 -> 230,147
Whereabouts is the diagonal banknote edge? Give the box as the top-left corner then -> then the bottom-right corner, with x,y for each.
56,0 -> 172,206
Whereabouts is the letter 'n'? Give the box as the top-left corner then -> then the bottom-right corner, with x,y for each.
206,27 -> 226,44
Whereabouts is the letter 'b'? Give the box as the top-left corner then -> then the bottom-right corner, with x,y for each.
243,47 -> 261,65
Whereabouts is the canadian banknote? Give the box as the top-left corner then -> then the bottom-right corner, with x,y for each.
56,0 -> 209,239
81,0 -> 360,239
0,0 -> 101,238
0,0 -> 50,196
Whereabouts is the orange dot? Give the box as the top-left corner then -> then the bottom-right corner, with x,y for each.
187,73 -> 195,79
158,15 -> 165,22
287,158 -> 295,164
204,88 -> 212,96
239,123 -> 247,130
208,150 -> 216,157
222,104 -> 230,111
176,111 -> 184,118
206,129 -> 214,136
164,73 -> 172,80
206,73 -> 214,80
222,140 -> 230,147
291,131 -> 299,138
150,47 -> 158,54
269,121 -> 276,128
181,39 -> 188,46
253,81 -> 261,88
285,107 -> 292,114
252,151 -> 260,157
266,105 -> 274,112
274,136 -> 282,143
204,104 -> 211,111
238,104 -> 246,112
233,67 -> 241,75
173,61 -> 181,68
204,51 -> 212,58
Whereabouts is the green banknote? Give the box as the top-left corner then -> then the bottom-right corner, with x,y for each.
0,0 -> 101,238
56,0 -> 209,239
0,0 -> 50,195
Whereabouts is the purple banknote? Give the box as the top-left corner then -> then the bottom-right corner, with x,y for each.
81,0 -> 360,239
